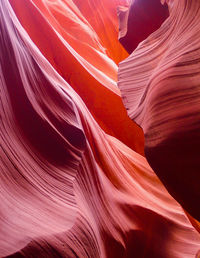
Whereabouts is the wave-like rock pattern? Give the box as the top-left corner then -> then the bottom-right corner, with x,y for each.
118,0 -> 169,53
8,0 -> 144,155
0,0 -> 200,257
118,0 -> 200,221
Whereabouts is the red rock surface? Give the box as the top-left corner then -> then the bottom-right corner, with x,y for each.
118,0 -> 200,224
118,0 -> 169,53
0,0 -> 199,257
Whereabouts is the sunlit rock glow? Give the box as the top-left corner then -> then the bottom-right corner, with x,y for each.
0,0 -> 200,257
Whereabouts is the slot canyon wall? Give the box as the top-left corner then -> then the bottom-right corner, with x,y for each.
0,0 -> 200,257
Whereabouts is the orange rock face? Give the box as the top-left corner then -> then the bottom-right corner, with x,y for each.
0,0 -> 199,257
9,0 -> 144,155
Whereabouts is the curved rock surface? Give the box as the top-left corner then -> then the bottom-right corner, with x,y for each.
0,0 -> 200,257
118,0 -> 200,221
118,0 -> 169,53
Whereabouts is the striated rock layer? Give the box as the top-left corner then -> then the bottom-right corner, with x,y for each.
0,0 -> 200,257
8,0 -> 145,155
118,0 -> 200,221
